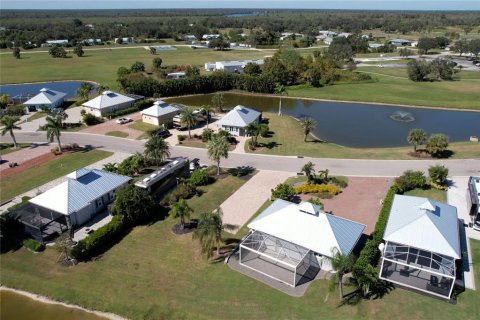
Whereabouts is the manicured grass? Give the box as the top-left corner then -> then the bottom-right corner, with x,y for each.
288,68 -> 480,110
0,149 -> 112,202
0,143 -> 31,156
404,188 -> 447,203
26,112 -> 47,122
105,131 -> 129,138
1,201 -> 479,319
128,120 -> 157,132
0,47 -> 269,89
247,113 -> 480,160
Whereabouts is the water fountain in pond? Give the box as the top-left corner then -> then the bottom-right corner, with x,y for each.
390,111 -> 415,122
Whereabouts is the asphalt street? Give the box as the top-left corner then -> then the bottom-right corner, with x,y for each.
4,131 -> 480,177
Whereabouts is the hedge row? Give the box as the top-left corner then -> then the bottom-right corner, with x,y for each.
355,184 -> 398,268
71,215 -> 124,260
105,100 -> 151,118
23,238 -> 44,252
294,184 -> 341,195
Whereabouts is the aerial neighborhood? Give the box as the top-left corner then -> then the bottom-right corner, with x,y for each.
0,5 -> 480,320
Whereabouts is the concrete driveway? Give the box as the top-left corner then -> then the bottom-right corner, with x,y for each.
80,112 -> 144,139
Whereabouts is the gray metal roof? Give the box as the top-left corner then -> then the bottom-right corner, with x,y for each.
326,214 -> 367,255
29,169 -> 131,215
383,195 -> 460,259
217,105 -> 261,128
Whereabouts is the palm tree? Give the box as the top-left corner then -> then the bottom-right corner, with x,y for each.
1,116 -> 20,148
327,248 -> 355,299
201,104 -> 214,128
318,168 -> 329,182
300,117 -> 317,142
301,162 -> 316,184
274,85 -> 288,116
246,122 -> 259,146
144,136 -> 170,165
207,134 -> 229,175
44,115 -> 63,153
180,107 -> 198,138
193,208 -> 235,257
169,199 -> 193,229
407,128 -> 427,152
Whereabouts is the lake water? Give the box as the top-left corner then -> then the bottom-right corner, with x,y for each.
167,93 -> 480,148
0,81 -> 92,99
0,290 -> 108,320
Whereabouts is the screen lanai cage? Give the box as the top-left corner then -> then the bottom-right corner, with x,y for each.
240,230 -> 321,287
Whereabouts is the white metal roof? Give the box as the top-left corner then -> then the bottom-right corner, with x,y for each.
247,199 -> 365,257
82,91 -> 135,110
141,100 -> 180,117
23,88 -> 67,106
217,105 -> 261,128
384,195 -> 460,259
29,169 -> 131,215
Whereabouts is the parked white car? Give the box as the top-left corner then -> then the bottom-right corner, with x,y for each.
116,117 -> 132,124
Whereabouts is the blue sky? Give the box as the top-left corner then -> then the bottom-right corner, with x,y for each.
1,0 -> 479,10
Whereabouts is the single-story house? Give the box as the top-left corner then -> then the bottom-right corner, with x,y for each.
388,39 -> 412,46
239,200 -> 366,287
368,43 -> 384,49
82,90 -> 142,117
13,168 -> 131,243
280,33 -> 304,41
114,37 -> 134,44
324,37 -> 334,45
166,72 -> 186,79
379,195 -> 461,299
319,30 -> 338,36
204,59 -> 264,73
217,105 -> 261,136
184,35 -> 197,43
202,34 -> 220,40
141,100 -> 183,126
45,39 -> 68,46
23,88 -> 67,113
337,32 -> 351,38
467,176 -> 480,230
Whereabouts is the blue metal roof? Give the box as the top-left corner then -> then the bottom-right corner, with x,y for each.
326,214 -> 366,255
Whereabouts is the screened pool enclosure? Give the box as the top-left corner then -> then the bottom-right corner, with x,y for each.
240,231 -> 320,287
380,241 -> 456,299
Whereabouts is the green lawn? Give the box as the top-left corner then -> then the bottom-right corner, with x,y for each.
248,113 -> 480,159
0,143 -> 31,156
105,131 -> 129,138
179,138 -> 237,151
1,189 -> 479,319
404,188 -> 447,203
0,149 -> 112,202
287,68 -> 480,110
128,120 -> 157,132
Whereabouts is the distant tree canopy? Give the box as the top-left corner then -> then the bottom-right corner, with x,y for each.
2,10 -> 477,48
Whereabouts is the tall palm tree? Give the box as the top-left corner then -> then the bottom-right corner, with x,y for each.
246,122 -> 259,145
201,104 -> 214,128
180,107 -> 198,138
169,199 -> 193,229
300,117 -> 317,142
274,85 -> 288,116
407,128 -> 427,152
1,116 -> 21,148
44,115 -> 63,153
207,134 -> 229,175
193,208 -> 235,257
301,162 -> 316,184
327,248 -> 355,299
144,135 -> 170,165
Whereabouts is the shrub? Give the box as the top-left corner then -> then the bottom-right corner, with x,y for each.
271,183 -> 295,201
189,169 -> 212,186
161,182 -> 198,206
177,135 -> 186,143
395,170 -> 427,193
71,215 -> 124,260
23,238 -> 45,252
227,166 -> 254,177
307,197 -> 324,209
426,134 -> 449,157
428,164 -> 449,186
294,184 -> 341,196
82,113 -> 103,126
329,176 -> 348,188
105,106 -> 138,118
201,128 -> 214,142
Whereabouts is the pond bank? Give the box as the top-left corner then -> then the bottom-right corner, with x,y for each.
0,286 -> 127,320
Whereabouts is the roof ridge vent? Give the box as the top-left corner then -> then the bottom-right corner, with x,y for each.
419,200 -> 436,213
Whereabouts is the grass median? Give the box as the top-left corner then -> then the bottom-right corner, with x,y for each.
0,149 -> 112,202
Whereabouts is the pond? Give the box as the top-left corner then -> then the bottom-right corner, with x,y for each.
0,81 -> 94,100
0,290 -> 108,320
167,93 -> 480,148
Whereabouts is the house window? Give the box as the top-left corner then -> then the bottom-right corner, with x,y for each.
96,198 -> 103,208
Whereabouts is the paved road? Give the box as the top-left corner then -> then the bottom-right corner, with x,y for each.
4,131 -> 480,177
